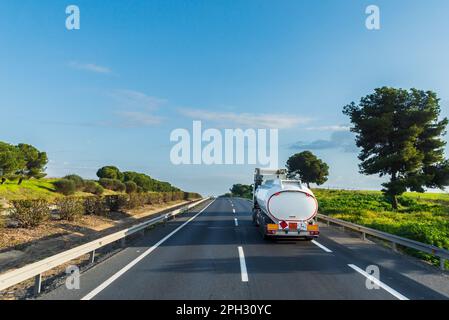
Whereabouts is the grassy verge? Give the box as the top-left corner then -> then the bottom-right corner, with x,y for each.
0,179 -> 119,201
313,189 -> 449,267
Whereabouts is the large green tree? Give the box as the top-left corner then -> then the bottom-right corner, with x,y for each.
0,142 -> 24,184
96,166 -> 124,181
286,151 -> 329,188
230,184 -> 253,199
15,144 -> 48,184
343,87 -> 449,209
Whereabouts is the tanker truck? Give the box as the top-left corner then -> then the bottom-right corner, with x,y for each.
252,168 -> 319,240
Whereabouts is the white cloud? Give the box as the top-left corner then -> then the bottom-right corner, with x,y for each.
112,90 -> 166,110
115,111 -> 163,127
179,109 -> 310,129
305,125 -> 351,132
69,61 -> 112,74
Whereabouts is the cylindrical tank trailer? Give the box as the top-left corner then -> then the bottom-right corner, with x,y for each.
252,168 -> 320,239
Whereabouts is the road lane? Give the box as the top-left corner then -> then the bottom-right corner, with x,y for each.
87,198 -> 246,299
42,197 -> 449,300
232,197 -> 447,300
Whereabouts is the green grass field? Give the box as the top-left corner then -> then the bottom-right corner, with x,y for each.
313,188 -> 449,266
0,179 -> 118,201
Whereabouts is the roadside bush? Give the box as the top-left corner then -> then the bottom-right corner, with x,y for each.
83,180 -> 98,193
83,180 -> 104,195
147,192 -> 163,205
163,192 -> 172,202
127,193 -> 146,209
0,203 -> 5,228
64,174 -> 85,190
54,179 -> 77,196
94,184 -> 104,195
125,181 -> 138,194
83,196 -> 107,216
104,194 -> 129,212
10,199 -> 50,228
184,192 -> 201,200
99,178 -> 126,192
56,197 -> 84,221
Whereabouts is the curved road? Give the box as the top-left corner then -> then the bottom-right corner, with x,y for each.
41,197 -> 449,300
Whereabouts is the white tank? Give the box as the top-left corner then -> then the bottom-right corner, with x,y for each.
255,179 -> 318,222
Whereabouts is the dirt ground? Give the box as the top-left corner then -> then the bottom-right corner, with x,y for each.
0,199 -> 194,300
0,200 -> 190,274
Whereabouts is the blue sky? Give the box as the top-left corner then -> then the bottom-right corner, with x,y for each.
1,0 -> 449,195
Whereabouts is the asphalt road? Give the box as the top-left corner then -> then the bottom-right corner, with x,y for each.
41,197 -> 449,300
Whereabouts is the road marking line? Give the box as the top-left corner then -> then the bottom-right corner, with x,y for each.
81,199 -> 216,300
311,240 -> 333,253
232,208 -> 236,214
238,246 -> 248,282
234,218 -> 238,226
347,264 -> 409,300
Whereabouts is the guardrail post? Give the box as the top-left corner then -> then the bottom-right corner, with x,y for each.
89,250 -> 96,264
392,242 -> 397,252
120,237 -> 126,248
327,220 -> 330,226
440,258 -> 446,271
361,232 -> 366,241
34,274 -> 42,296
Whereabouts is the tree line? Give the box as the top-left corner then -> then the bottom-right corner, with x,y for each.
0,142 -> 184,195
96,165 -> 180,193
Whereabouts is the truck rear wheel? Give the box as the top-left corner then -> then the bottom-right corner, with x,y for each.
252,210 -> 259,226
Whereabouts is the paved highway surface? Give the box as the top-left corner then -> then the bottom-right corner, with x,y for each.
41,197 -> 449,300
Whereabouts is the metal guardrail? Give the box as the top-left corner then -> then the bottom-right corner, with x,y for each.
316,213 -> 449,271
0,197 -> 210,296
242,198 -> 448,270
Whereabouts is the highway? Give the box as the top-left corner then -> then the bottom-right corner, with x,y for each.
41,197 -> 449,300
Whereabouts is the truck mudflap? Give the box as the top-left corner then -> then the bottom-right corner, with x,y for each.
264,221 -> 320,238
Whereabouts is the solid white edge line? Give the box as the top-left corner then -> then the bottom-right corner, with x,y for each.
311,240 -> 333,253
234,218 -> 238,226
81,199 -> 216,300
347,264 -> 409,300
238,246 -> 248,282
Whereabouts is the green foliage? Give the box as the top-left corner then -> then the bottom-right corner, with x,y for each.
127,193 -> 147,209
0,203 -> 5,228
0,142 -> 25,183
184,192 -> 201,200
286,151 -> 329,187
99,178 -> 126,192
343,87 -> 449,208
123,171 -> 180,192
83,180 -> 104,195
54,179 -> 77,196
94,184 -> 104,195
83,196 -> 107,215
10,199 -> 50,228
56,197 -> 84,221
230,184 -> 253,199
83,180 -> 97,193
315,189 -> 449,266
104,194 -> 129,211
96,166 -> 124,181
15,144 -> 48,184
125,181 -> 138,194
64,174 -> 85,190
